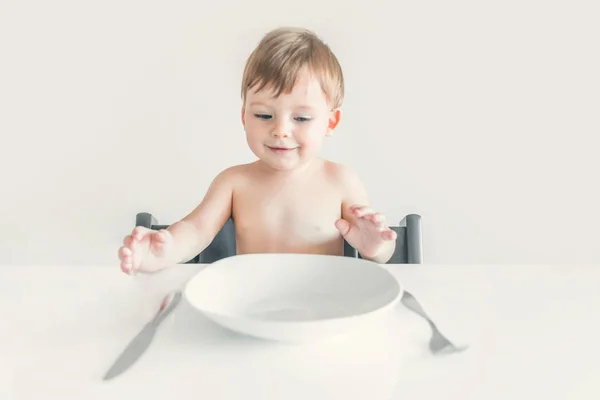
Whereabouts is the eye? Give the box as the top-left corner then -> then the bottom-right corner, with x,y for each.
294,116 -> 311,122
254,114 -> 272,120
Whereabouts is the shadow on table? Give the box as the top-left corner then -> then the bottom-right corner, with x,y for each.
167,298 -> 272,346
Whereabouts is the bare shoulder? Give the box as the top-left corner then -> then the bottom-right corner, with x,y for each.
180,163 -> 255,226
322,160 -> 367,194
209,163 -> 254,187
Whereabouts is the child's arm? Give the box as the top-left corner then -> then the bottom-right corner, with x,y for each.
165,167 -> 236,265
335,166 -> 397,264
119,168 -> 235,274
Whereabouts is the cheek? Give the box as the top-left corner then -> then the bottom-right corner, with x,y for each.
244,121 -> 264,138
297,123 -> 326,143
245,130 -> 261,147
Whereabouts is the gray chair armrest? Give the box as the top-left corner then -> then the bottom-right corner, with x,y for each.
136,212 -> 157,228
401,214 -> 422,264
343,239 -> 357,258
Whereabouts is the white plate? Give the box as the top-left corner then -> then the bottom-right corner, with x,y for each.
184,253 -> 402,343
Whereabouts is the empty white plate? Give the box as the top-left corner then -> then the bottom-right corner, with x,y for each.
184,253 -> 403,343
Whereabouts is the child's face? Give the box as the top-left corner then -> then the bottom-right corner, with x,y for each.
242,68 -> 341,171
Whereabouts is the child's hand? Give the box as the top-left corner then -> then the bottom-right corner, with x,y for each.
118,227 -> 174,275
335,205 -> 397,260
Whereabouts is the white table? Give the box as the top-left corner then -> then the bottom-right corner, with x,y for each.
1,263 -> 599,400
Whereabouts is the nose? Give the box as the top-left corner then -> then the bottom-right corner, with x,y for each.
271,119 -> 291,138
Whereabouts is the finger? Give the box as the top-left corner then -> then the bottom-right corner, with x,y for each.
120,262 -> 130,274
129,240 -> 140,274
349,204 -> 367,213
119,249 -> 133,270
122,235 -> 133,247
132,226 -> 153,241
334,218 -> 351,236
381,229 -> 397,241
155,229 -> 168,243
353,206 -> 375,218
370,213 -> 386,227
118,246 -> 132,260
120,256 -> 133,274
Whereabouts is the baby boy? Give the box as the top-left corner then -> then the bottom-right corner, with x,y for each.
118,27 -> 397,274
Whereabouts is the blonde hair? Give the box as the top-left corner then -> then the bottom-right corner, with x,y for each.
241,27 -> 344,109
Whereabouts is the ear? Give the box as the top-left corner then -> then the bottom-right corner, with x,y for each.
241,107 -> 246,129
326,108 -> 342,136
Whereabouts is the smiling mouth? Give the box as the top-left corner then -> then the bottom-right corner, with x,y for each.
267,146 -> 298,151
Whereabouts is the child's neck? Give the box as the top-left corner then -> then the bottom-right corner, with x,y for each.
256,158 -> 322,178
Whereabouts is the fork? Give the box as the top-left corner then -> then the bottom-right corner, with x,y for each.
401,290 -> 468,354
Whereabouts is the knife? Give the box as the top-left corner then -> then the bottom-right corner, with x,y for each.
103,290 -> 183,380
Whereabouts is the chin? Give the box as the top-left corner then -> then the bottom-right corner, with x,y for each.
261,159 -> 300,171
254,153 -> 309,171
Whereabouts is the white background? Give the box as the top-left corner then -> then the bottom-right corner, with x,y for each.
1,0 -> 598,265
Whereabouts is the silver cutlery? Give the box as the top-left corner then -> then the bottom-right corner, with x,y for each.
401,290 -> 468,354
102,285 -> 463,381
103,290 -> 182,380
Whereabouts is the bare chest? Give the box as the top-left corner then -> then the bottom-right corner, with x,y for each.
232,178 -> 342,244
